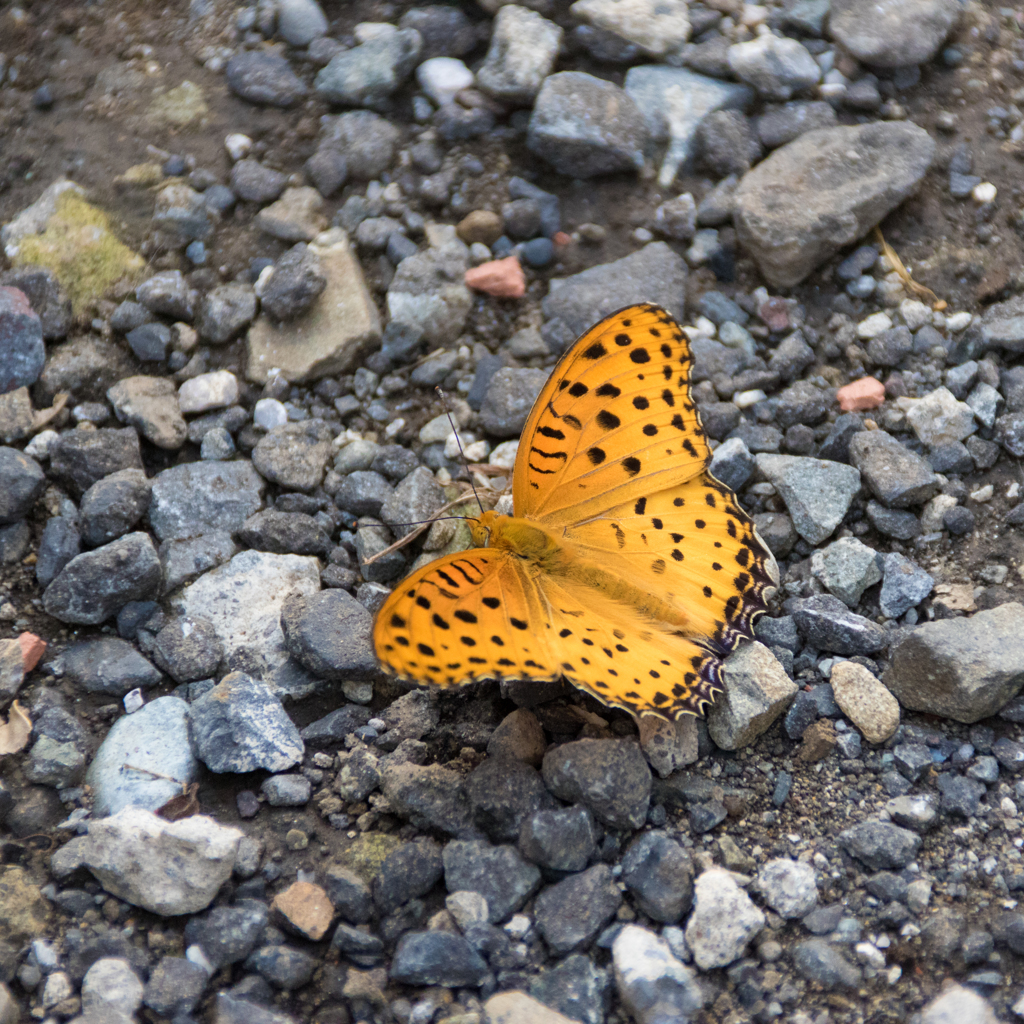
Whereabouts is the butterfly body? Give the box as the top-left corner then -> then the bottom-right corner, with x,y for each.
374,303 -> 778,720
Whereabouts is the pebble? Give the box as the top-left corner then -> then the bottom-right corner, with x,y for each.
143,957 -> 208,1017
830,661 -> 900,744
478,6 -> 562,105
276,0 -> 328,46
0,445 -> 46,525
485,991 -> 579,1024
43,532 -> 162,625
727,34 -> 821,101
838,821 -> 921,870
612,926 -> 702,1024
225,51 -> 307,107
757,858 -> 818,918
280,588 -> 377,679
314,29 -> 422,108
81,957 -> 144,1018
534,864 -> 622,954
528,72 -> 648,178
178,370 -> 240,414
542,738 -> 651,830
884,603 -> 1024,723
849,430 -> 940,508
390,931 -> 488,987
755,454 -> 861,544
149,460 -> 264,541
465,257 -> 526,298
685,868 -> 766,970
0,265 -> 71,340
829,0 -> 964,68
621,831 -> 693,922
518,805 -> 598,873
443,840 -> 541,923
793,595 -> 888,655
810,536 -> 883,608
229,159 -> 287,203
189,671 -> 304,772
572,0 -> 691,58
792,938 -> 862,989
879,552 -> 934,619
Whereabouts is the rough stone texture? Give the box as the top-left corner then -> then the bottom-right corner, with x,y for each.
149,460 -> 265,542
707,642 -> 798,750
52,807 -> 242,915
829,0 -> 962,69
107,376 -> 188,449
534,864 -> 623,954
48,427 -> 143,497
884,604 -> 1024,723
542,241 -> 686,340
527,72 -> 649,178
280,589 -> 377,679
613,925 -> 702,1024
733,123 -> 935,287
685,868 -> 766,970
571,0 -> 690,57
830,660 -> 900,744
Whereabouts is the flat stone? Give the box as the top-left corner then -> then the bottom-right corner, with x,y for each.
707,641 -> 798,750
542,241 -> 686,341
48,426 -> 143,497
53,807 -> 242,915
810,536 -> 883,608
280,589 -> 377,680
477,6 -> 562,105
838,820 -> 920,870
755,454 -> 861,544
252,420 -> 334,491
884,603 -> 1024,723
314,29 -> 422,109
149,460 -> 265,541
443,840 -> 541,922
879,552 -> 934,619
226,50 -> 307,107
534,864 -> 622,954
174,550 -> 321,695
733,123 -> 935,288
390,931 -> 488,987
849,430 -> 940,508
571,0 -> 690,57
829,0 -> 962,69
484,992 -> 580,1024
793,594 -> 888,655
107,375 -> 188,450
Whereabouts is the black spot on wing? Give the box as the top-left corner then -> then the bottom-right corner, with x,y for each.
622,457 -> 641,476
596,383 -> 621,398
597,410 -> 620,430
568,382 -> 588,397
634,497 -> 646,514
630,348 -> 650,364
633,396 -> 649,410
587,447 -> 606,465
583,342 -> 607,359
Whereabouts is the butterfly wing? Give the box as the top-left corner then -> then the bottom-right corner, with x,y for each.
374,548 -> 564,687
513,303 -> 710,528
562,471 -> 779,656
534,574 -> 725,718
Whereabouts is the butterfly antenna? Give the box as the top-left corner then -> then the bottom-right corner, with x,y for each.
436,386 -> 485,515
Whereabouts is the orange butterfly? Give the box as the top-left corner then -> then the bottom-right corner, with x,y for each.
373,304 -> 778,719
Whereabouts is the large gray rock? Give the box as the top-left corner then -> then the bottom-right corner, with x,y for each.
541,242 -> 687,343
149,461 -> 265,541
314,29 -> 422,109
733,123 -> 934,287
527,72 -> 649,178
829,0 -> 961,69
977,294 -> 1024,354
884,604 -> 1024,723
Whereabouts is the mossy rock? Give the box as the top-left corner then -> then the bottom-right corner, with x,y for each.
336,832 -> 401,882
12,190 -> 145,315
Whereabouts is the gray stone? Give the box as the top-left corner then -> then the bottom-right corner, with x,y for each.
253,420 -> 334,491
197,283 -> 258,345
79,469 -> 151,547
758,858 -> 818,918
0,286 -> 45,392
621,831 -> 693,922
613,926 -> 701,1024
229,160 -> 287,204
237,509 -> 331,556
884,604 -> 1024,723
58,636 -> 162,695
390,931 -> 488,987
159,531 -> 239,593
534,864 -> 622,954
755,454 -> 861,545
276,0 -> 328,46
757,101 -> 837,149
837,820 -> 920,870
136,270 -> 195,321
49,427 -> 143,497
279,589 -> 377,679
260,243 -> 327,322
624,65 -> 753,186
480,368 -> 548,438
792,938 -> 861,989
849,430 -> 940,508
477,6 -> 562,105
733,123 -> 935,287
518,805 -> 598,873
143,957 -> 207,1017
87,696 -> 198,817
727,34 -> 821,101
793,594 -> 888,655
226,51 -> 307,107
319,111 -> 401,180
381,761 -> 476,836
149,461 -> 265,541
829,0 -> 962,69
528,72 -> 649,178
810,536 -> 883,608
879,553 -> 934,619
0,265 -> 71,340
542,738 -> 651,830
107,375 -> 188,449
189,671 -> 304,773
685,868 -> 765,970
0,446 -> 45,525
542,242 -> 686,340
152,616 -> 223,684
443,840 -> 541,922
36,516 -> 81,587
380,466 -> 445,538
43,533 -> 162,625
530,953 -> 609,1024
387,236 -> 471,345
314,30 -> 422,109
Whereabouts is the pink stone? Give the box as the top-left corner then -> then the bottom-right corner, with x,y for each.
837,376 -> 885,411
464,257 -> 526,298
18,633 -> 46,673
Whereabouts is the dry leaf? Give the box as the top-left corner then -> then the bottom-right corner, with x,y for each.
156,782 -> 201,821
0,700 -> 32,754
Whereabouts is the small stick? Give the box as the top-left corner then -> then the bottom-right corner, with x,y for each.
361,491 -> 482,566
873,226 -> 946,310
122,763 -> 186,792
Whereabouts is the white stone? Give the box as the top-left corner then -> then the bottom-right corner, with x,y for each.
757,858 -> 818,918
972,181 -> 997,204
613,925 -> 702,1023
571,0 -> 690,57
897,387 -> 976,447
81,958 -> 144,1017
967,382 -> 1000,429
123,688 -> 144,713
416,57 -> 474,107
684,868 -> 766,970
52,807 -> 243,915
420,412 -> 457,444
707,642 -> 796,750
970,484 -> 994,503
463,439 -> 491,463
224,133 -> 252,162
254,397 -> 288,430
41,972 -> 73,1009
174,550 -> 321,695
920,984 -> 1001,1024
446,890 -> 490,929
178,370 -> 240,414
733,388 -> 766,409
946,311 -> 972,332
857,311 -> 893,339
24,429 -> 58,459
477,5 -> 562,105
855,942 -> 886,969
489,440 -> 519,470
919,493 -> 958,533
898,299 -> 932,331
810,536 -> 883,608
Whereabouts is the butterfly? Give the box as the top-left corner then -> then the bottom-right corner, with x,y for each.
373,304 -> 779,719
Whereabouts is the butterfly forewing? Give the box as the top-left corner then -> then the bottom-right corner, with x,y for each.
514,303 -> 710,527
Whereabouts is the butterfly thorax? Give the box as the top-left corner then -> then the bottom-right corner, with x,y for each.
471,511 -> 691,630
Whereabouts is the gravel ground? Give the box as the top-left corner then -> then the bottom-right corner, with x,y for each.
3,1 -> 1024,1023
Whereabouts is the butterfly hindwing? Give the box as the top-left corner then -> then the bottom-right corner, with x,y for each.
513,303 -> 710,528
374,549 -> 563,688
